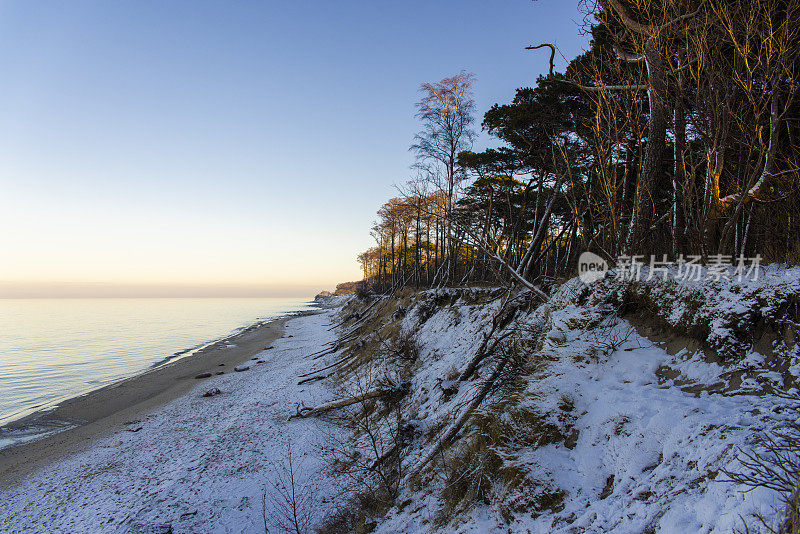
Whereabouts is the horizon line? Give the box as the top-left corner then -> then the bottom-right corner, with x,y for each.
0,281 -> 333,299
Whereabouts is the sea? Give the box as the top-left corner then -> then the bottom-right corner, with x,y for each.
0,298 -> 314,431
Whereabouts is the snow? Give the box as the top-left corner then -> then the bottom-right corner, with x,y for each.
599,263 -> 800,358
373,273 -> 799,533
0,310 -> 345,534
2,268 -> 798,533
512,326 -> 782,533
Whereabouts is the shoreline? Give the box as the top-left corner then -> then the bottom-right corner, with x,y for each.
0,310 -> 317,489
0,307 -> 343,531
0,305 -> 316,428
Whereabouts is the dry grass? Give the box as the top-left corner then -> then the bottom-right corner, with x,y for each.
323,287 -> 536,530
433,399 -> 570,527
316,495 -> 379,534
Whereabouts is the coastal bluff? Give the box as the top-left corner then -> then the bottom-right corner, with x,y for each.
314,281 -> 363,300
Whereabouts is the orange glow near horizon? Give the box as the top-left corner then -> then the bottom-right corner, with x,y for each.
0,281 -> 328,298
0,193 -> 366,298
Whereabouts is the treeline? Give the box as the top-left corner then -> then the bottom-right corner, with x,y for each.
359,0 -> 799,292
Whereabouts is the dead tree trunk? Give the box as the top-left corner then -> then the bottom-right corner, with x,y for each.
290,388 -> 385,420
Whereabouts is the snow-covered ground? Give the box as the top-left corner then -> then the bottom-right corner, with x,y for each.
3,268 -> 798,533
370,268 -> 799,533
0,310 -> 344,534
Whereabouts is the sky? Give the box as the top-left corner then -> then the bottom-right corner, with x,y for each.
0,1 -> 590,298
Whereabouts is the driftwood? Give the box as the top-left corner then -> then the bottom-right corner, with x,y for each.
307,330 -> 358,361
297,352 -> 359,378
289,388 -> 385,420
306,303 -> 385,369
309,271 -> 418,385
327,296 -> 381,331
308,342 -> 337,357
303,296 -> 392,375
309,346 -> 337,361
290,380 -> 411,420
308,335 -> 356,361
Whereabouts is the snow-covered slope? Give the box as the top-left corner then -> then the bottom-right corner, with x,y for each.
326,267 -> 800,533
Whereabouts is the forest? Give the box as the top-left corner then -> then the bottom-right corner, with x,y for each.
358,0 -> 799,293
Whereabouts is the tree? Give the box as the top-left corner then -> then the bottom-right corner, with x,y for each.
358,0 -> 799,293
410,71 -> 477,282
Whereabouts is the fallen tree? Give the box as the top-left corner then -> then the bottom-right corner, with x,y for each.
289,382 -> 409,420
402,342 -> 516,485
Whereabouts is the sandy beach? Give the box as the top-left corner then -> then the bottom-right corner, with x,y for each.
0,313 -> 298,489
0,308 -> 345,533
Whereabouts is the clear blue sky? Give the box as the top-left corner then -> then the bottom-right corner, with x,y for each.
0,1 -> 589,297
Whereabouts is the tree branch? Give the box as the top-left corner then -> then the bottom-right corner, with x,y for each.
290,388 -> 387,420
525,42 -> 647,92
602,0 -> 706,35
613,43 -> 645,63
525,43 -> 556,76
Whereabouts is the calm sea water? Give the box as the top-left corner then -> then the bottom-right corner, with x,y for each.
0,298 -> 313,426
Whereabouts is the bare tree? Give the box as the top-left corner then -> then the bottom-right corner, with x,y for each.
262,441 -> 314,534
724,388 -> 800,533
411,71 -> 477,282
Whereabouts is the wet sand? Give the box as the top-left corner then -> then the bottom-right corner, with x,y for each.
0,313 -> 307,488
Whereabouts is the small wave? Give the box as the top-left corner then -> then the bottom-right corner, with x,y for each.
0,419 -> 79,452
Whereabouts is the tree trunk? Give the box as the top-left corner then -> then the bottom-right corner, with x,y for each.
672,68 -> 686,256
628,37 -> 667,254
